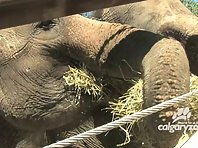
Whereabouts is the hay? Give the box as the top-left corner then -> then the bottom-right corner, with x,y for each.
62,66 -> 198,147
63,66 -> 143,146
108,79 -> 143,118
189,74 -> 198,121
107,79 -> 143,146
63,66 -> 103,105
108,74 -> 198,147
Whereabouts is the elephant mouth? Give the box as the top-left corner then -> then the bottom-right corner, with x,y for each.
14,74 -> 102,131
0,70 -> 85,131
186,35 -> 198,51
185,35 -> 198,75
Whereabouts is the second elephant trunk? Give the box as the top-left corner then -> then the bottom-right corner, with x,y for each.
91,0 -> 198,76
142,38 -> 190,148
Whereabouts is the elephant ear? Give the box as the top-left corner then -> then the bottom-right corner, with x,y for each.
0,25 -> 32,63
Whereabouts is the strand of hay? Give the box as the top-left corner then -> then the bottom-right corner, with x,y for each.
63,66 -> 103,105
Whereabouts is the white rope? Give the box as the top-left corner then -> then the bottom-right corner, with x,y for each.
43,90 -> 198,148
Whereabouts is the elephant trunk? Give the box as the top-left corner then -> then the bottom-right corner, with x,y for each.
158,15 -> 198,76
92,0 -> 198,76
62,15 -> 139,75
142,38 -> 190,148
134,0 -> 198,76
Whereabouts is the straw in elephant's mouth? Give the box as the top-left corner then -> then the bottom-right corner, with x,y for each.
62,66 -> 103,106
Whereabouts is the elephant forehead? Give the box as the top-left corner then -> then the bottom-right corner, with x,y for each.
0,29 -> 29,61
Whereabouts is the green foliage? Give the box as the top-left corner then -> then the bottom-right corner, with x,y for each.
181,0 -> 198,15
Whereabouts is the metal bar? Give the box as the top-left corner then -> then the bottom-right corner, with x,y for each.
0,0 -> 144,29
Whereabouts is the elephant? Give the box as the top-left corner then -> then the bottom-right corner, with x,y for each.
0,14 -> 190,148
88,0 -> 198,76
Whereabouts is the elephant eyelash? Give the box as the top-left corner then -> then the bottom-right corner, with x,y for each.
159,27 -> 189,46
35,20 -> 56,31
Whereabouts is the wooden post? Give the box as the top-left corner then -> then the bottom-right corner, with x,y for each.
0,0 -> 144,29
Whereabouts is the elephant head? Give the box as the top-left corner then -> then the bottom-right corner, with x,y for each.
0,15 -> 137,131
91,0 -> 198,76
0,14 -> 190,148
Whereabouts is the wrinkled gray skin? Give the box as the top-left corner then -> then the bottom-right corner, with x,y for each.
91,0 -> 198,76
0,14 -> 190,148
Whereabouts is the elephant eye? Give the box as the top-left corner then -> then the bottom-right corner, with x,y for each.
36,20 -> 56,31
